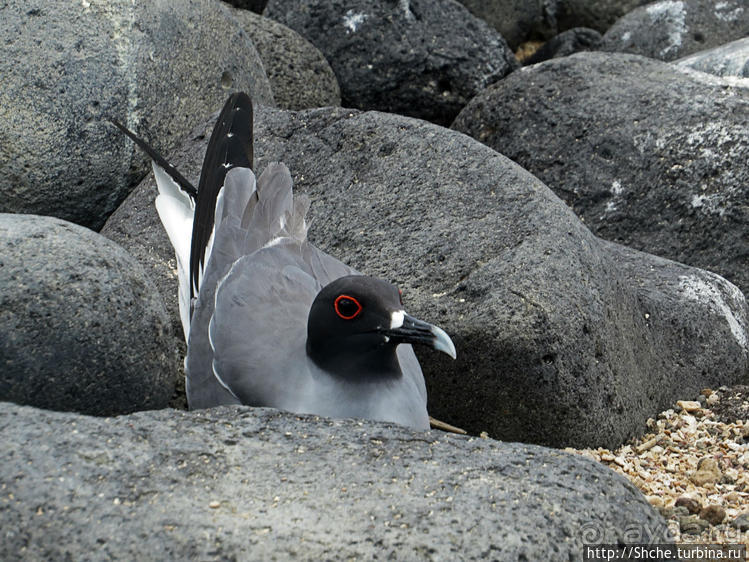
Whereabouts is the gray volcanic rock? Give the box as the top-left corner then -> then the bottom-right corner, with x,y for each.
0,403 -> 672,559
105,105 -> 749,448
231,9 -> 341,110
556,0 -> 651,32
524,27 -> 602,65
676,37 -> 749,80
263,0 -> 518,126
453,52 -> 749,297
601,0 -> 749,62
101,159 -> 186,373
223,0 -> 267,12
0,0 -> 272,230
0,214 -> 176,416
454,0 -> 559,49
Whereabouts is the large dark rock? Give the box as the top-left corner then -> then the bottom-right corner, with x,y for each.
453,52 -> 749,298
523,27 -> 602,65
105,105 -> 749,448
0,402 -> 672,559
263,0 -> 518,126
0,0 -> 273,230
601,0 -> 749,62
0,214 -> 176,415
231,9 -> 341,110
675,37 -> 749,80
223,0 -> 267,12
454,0 -> 559,49
556,0 -> 651,32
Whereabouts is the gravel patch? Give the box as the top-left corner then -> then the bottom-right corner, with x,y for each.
568,386 -> 749,547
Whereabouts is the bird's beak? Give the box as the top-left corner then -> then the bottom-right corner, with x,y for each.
382,313 -> 457,359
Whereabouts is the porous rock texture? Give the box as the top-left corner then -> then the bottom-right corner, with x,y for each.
263,0 -> 518,126
104,105 -> 749,448
555,0 -> 651,32
522,27 -> 602,65
0,0 -> 272,230
454,0 -> 559,49
0,403 -> 672,560
230,9 -> 342,110
453,52 -> 749,298
675,37 -> 749,80
601,0 -> 749,62
0,213 -> 176,415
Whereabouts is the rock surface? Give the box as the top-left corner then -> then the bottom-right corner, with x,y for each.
0,402 -> 672,560
0,0 -> 273,230
0,214 -> 176,415
709,385 -> 749,423
556,0 -> 651,32
454,0 -> 559,49
676,37 -> 749,80
452,52 -> 749,296
231,9 -> 341,110
104,105 -> 749,448
601,0 -> 749,62
263,0 -> 518,126
223,0 -> 267,12
523,27 -> 602,65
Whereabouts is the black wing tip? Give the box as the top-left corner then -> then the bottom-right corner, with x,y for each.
189,92 -> 255,298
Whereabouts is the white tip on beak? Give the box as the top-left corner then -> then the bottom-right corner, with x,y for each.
430,324 -> 457,359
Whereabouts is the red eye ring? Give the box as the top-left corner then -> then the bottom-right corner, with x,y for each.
334,294 -> 362,320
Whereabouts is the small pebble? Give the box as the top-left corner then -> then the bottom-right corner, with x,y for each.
679,514 -> 710,534
706,393 -> 720,406
698,504 -> 726,525
646,495 -> 664,508
690,458 -> 722,486
209,501 -> 221,509
724,491 -> 740,502
731,513 -> 749,532
677,400 -> 701,413
675,495 -> 702,514
635,436 -> 660,453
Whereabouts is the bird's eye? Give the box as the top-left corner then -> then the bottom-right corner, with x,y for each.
334,294 -> 362,320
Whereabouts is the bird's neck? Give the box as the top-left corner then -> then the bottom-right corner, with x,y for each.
306,340 -> 402,381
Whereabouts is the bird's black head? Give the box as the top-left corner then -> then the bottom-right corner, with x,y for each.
306,275 -> 455,379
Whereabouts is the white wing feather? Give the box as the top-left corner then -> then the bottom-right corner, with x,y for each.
153,162 -> 195,341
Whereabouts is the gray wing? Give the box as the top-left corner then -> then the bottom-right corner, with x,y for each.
205,241 -> 348,409
185,164 -> 353,409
